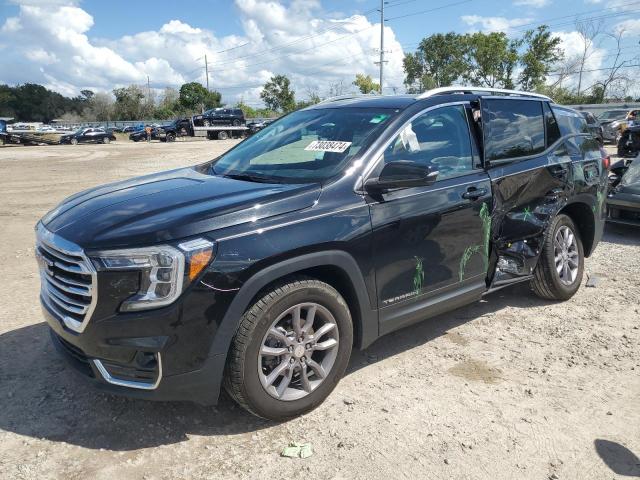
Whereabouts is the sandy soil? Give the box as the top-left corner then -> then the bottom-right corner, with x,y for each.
0,140 -> 638,480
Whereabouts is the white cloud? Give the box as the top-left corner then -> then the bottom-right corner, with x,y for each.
0,0 -> 405,105
513,0 -> 550,7
614,19 -> 640,36
549,30 -> 607,90
584,0 -> 639,10
461,15 -> 533,34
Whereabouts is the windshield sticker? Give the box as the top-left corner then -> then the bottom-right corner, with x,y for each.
305,140 -> 352,153
369,114 -> 390,124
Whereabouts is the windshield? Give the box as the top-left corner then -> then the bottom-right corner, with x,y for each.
599,111 -> 627,121
212,107 -> 397,183
622,158 -> 640,186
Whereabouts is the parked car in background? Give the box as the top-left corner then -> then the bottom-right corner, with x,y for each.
60,127 -> 116,145
193,108 -> 245,127
599,109 -> 633,143
247,118 -> 274,135
617,125 -> 640,157
607,156 -> 640,226
580,111 -> 604,145
122,126 -> 137,133
37,87 -> 607,420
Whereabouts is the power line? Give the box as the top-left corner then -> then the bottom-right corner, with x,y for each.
386,0 -> 474,22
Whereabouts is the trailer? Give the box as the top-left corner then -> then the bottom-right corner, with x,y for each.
189,117 -> 248,140
0,130 -> 61,146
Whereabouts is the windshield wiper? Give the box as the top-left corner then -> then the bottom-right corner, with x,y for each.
221,172 -> 284,184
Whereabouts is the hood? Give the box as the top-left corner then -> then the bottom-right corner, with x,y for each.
41,166 -> 321,249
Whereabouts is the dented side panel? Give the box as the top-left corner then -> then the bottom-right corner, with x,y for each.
486,135 -> 605,286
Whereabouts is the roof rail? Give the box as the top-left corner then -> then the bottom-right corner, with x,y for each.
417,86 -> 552,102
317,93 -> 381,105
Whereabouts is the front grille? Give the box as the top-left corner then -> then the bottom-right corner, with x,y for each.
36,224 -> 97,333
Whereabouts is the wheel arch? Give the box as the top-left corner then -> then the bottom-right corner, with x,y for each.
558,200 -> 596,257
209,250 -> 378,361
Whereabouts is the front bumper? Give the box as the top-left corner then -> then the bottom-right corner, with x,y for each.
42,293 -> 225,405
607,194 -> 640,227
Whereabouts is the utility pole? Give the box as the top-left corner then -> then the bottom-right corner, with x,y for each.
204,54 -> 210,91
375,0 -> 388,95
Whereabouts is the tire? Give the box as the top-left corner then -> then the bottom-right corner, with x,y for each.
102,136 -> 110,144
224,277 -> 353,420
232,119 -> 241,127
531,214 -> 584,301
217,131 -> 228,140
203,119 -> 211,127
70,138 -> 78,145
166,133 -> 176,142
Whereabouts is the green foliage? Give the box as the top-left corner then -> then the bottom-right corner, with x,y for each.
113,85 -> 145,121
0,83 -> 87,122
179,82 -> 222,112
403,33 -> 468,92
404,27 -> 564,93
353,74 -> 380,94
519,26 -> 563,91
463,32 -> 520,89
260,75 -> 296,113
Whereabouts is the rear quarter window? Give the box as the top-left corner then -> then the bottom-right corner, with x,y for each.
553,107 -> 589,137
484,99 -> 545,161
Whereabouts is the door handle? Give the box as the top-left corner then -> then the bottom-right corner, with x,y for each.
548,164 -> 569,178
462,187 -> 487,200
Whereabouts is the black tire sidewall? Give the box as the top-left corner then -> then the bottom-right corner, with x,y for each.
544,214 -> 584,298
239,283 -> 352,420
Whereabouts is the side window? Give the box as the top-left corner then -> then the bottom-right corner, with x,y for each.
383,105 -> 474,180
544,102 -> 561,147
484,99 -> 545,161
553,107 -> 589,136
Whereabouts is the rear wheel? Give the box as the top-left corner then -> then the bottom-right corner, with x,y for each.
70,137 -> 78,145
102,136 -> 110,144
166,133 -> 176,142
531,214 -> 584,300
217,130 -> 228,140
232,119 -> 241,126
224,278 -> 353,420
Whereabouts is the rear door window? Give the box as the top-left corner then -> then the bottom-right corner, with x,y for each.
483,99 -> 545,162
552,107 -> 589,137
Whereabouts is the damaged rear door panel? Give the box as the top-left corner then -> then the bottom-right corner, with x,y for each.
481,98 -> 587,288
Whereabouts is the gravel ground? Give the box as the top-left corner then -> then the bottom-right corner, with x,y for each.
0,140 -> 638,480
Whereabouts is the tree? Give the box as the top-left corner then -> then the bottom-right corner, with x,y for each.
591,29 -> 634,102
179,82 -> 222,112
113,85 -> 145,120
260,75 -> 296,112
403,32 -> 468,92
518,26 -> 563,91
575,19 -> 604,96
463,32 -> 520,88
353,74 -> 380,94
84,92 -> 113,121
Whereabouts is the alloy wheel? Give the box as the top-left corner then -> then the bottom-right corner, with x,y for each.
258,303 -> 339,401
554,225 -> 579,286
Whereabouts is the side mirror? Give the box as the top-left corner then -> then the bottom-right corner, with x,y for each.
365,160 -> 438,194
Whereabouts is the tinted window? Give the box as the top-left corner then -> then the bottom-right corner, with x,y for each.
544,102 -> 561,146
485,99 -> 545,161
553,107 -> 588,137
383,105 -> 473,180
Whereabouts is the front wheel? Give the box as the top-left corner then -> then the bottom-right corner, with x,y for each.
224,278 -> 353,420
166,133 -> 176,142
531,214 -> 584,300
102,136 -> 110,144
70,137 -> 78,145
217,130 -> 228,140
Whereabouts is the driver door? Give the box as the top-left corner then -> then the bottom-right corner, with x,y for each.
367,103 -> 492,335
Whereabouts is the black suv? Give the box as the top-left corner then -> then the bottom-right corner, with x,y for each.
129,119 -> 192,142
36,88 -> 607,420
193,108 -> 245,127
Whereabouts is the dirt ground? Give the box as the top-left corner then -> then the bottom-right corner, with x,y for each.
0,139 -> 638,480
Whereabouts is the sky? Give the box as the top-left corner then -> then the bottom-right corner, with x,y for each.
0,0 -> 639,106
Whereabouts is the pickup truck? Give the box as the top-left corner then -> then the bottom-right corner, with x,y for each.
36,87 -> 608,421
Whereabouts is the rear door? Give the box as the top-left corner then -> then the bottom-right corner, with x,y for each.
367,102 -> 492,335
482,98 -> 573,284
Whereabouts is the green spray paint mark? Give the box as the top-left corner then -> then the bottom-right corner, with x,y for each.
479,202 -> 491,271
459,201 -> 492,282
413,257 -> 424,295
522,206 -> 532,222
593,190 -> 605,213
459,245 -> 482,282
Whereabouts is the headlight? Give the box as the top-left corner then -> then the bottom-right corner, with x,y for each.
93,238 -> 214,312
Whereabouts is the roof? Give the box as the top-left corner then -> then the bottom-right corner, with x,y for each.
311,94 -> 419,109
